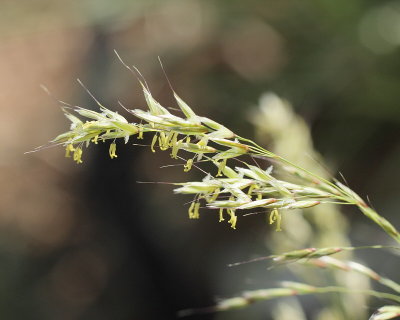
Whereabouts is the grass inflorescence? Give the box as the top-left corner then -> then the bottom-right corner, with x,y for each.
34,72 -> 400,241
33,55 -> 400,319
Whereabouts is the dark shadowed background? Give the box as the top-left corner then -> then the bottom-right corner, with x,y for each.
1,0 -> 400,319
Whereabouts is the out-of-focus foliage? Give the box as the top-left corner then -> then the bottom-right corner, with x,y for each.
250,93 -> 369,320
1,0 -> 400,319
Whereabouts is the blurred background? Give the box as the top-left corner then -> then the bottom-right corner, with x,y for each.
1,0 -> 400,319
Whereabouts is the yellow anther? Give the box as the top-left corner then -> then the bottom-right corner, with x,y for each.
158,132 -> 169,151
151,134 -> 158,153
109,142 -> 118,159
188,202 -> 195,218
219,208 -> 225,222
91,135 -> 99,144
171,139 -> 182,159
73,147 -> 83,164
65,144 -> 75,158
228,209 -> 237,229
138,125 -> 144,139
184,158 -> 194,172
188,201 -> 200,219
165,131 -> 174,146
169,132 -> 178,148
269,208 -> 282,231
192,202 -> 200,219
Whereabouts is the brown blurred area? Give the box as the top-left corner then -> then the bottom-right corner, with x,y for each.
1,0 -> 400,319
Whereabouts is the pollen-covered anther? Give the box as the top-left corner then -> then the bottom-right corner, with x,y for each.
168,132 -> 178,148
188,201 -> 200,219
170,139 -> 182,159
73,147 -> 83,164
151,134 -> 158,153
219,208 -> 225,222
137,125 -> 144,139
184,158 -> 194,172
158,132 -> 169,151
269,208 -> 282,231
65,144 -> 75,158
165,131 -> 174,146
193,202 -> 200,219
188,202 -> 195,218
228,209 -> 237,229
109,142 -> 118,159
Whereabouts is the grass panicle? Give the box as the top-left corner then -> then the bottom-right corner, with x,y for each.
34,64 -> 400,319
36,80 -> 400,242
